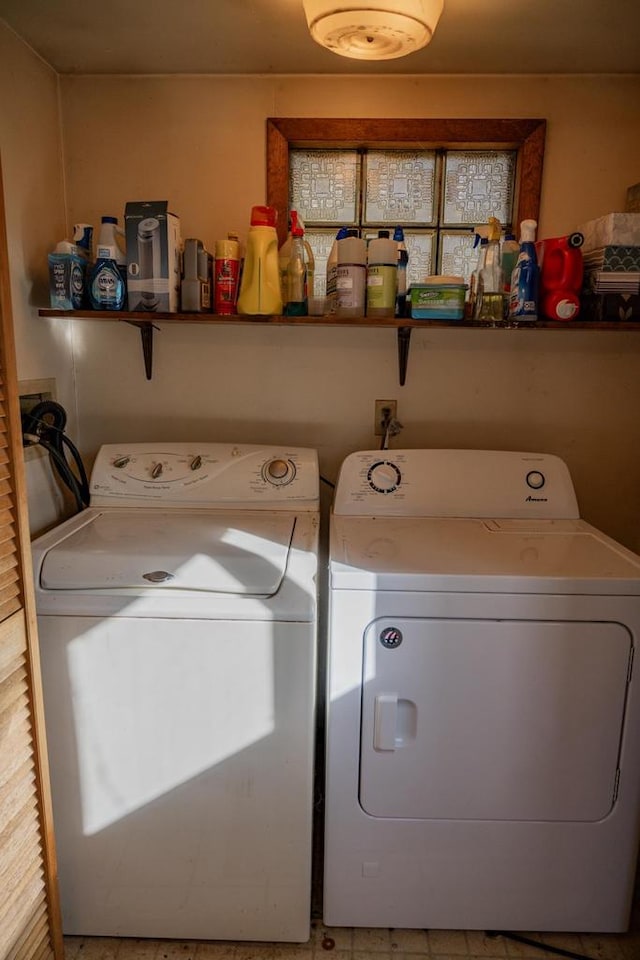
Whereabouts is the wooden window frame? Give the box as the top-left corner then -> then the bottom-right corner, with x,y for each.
266,118 -> 546,247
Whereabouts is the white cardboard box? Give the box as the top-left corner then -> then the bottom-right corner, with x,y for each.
125,201 -> 181,311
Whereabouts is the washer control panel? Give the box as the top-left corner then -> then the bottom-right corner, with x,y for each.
333,450 -> 579,520
90,443 -> 318,508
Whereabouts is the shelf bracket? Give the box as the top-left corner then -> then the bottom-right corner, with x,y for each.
125,321 -> 158,380
397,326 -> 412,386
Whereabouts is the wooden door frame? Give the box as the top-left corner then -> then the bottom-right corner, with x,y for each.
0,160 -> 64,960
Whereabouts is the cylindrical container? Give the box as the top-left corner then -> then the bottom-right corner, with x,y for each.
137,216 -> 161,310
336,229 -> 366,318
284,212 -> 308,316
467,236 -> 488,319
394,225 -> 409,317
237,206 -> 283,316
89,216 -> 127,310
325,226 -> 348,315
509,219 -> 540,323
367,230 -> 398,318
214,238 -> 240,314
501,233 -> 520,295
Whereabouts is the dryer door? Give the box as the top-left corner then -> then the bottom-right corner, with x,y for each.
360,617 -> 631,821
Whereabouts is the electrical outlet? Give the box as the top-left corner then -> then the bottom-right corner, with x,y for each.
374,399 -> 397,436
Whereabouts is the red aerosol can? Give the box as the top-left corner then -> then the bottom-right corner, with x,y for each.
535,232 -> 584,321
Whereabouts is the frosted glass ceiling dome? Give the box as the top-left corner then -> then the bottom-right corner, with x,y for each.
302,0 -> 444,61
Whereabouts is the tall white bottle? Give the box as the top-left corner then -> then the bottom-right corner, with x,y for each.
335,230 -> 366,318
367,230 -> 398,319
325,226 -> 348,315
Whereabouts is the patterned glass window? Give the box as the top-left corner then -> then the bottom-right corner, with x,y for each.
289,150 -> 359,225
443,151 -> 516,226
364,151 -> 436,224
440,232 -> 479,281
290,147 -> 517,293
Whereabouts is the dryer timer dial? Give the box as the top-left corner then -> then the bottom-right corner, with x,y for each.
367,460 -> 402,494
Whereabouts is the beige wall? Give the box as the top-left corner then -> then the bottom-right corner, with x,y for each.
55,74 -> 640,549
0,22 -> 77,533
2,55 -> 639,547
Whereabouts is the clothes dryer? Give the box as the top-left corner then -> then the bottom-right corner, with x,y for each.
324,449 -> 640,932
32,443 -> 319,941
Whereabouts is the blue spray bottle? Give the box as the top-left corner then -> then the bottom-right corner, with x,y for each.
393,225 -> 409,317
509,219 -> 539,323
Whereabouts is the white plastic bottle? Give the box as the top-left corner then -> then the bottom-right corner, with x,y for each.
367,230 -> 398,318
325,226 -> 348,315
335,230 -> 366,318
95,216 -> 126,282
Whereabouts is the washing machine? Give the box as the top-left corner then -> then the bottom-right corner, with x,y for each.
324,449 -> 640,933
32,442 -> 319,942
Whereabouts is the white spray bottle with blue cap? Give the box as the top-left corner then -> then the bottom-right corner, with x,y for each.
509,219 -> 539,323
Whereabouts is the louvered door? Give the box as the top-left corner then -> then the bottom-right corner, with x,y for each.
0,165 -> 63,958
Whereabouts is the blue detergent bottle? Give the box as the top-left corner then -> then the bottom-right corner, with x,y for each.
89,216 -> 126,310
509,219 -> 539,323
394,225 -> 409,317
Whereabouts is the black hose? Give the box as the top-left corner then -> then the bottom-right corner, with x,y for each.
487,930 -> 597,960
22,401 -> 90,512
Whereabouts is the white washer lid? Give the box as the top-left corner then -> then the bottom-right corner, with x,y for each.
330,516 -> 640,593
39,510 -> 295,595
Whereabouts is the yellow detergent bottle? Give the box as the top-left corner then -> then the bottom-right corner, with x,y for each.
237,205 -> 283,316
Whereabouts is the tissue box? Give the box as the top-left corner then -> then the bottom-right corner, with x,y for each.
577,213 -> 640,251
125,201 -> 181,312
582,246 -> 640,273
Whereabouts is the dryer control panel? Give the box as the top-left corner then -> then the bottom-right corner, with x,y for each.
90,443 -> 319,509
333,449 -> 580,519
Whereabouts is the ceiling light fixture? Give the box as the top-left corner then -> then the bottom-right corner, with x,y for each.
302,0 -> 444,61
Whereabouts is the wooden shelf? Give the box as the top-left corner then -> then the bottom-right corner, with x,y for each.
37,308 -> 640,330
38,309 -> 640,383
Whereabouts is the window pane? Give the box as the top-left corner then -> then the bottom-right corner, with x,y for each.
440,232 -> 478,284
364,151 -> 436,225
443,151 -> 516,226
290,150 -> 359,225
405,232 -> 436,286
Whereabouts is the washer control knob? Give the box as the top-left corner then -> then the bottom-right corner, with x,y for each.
368,460 -> 402,494
113,456 -> 130,469
190,455 -> 202,471
142,570 -> 175,583
526,470 -> 545,490
151,462 -> 163,479
263,458 -> 296,485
